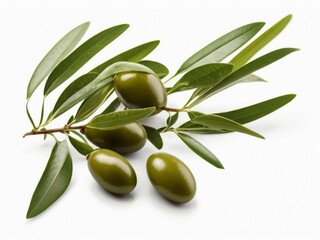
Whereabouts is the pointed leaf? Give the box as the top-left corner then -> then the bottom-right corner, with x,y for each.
87,107 -> 155,129
176,132 -> 223,169
143,125 -> 163,149
175,22 -> 265,75
68,136 -> 94,156
217,94 -> 296,124
48,73 -> 112,122
100,98 -> 121,115
139,60 -> 169,79
44,24 -> 129,95
187,74 -> 265,105
166,112 -> 179,128
230,15 -> 292,71
170,63 -> 233,93
189,48 -> 298,107
73,84 -> 114,123
90,40 -> 160,74
192,115 -> 264,139
26,140 -> 72,218
27,22 -> 90,99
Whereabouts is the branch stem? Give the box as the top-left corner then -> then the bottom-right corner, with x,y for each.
23,125 -> 85,138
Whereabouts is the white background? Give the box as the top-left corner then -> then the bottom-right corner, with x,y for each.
0,0 -> 319,239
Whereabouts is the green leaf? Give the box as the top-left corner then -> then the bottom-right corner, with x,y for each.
143,125 -> 163,149
68,136 -> 94,156
166,112 -> 179,128
188,48 -> 298,107
230,15 -> 292,71
95,61 -> 155,82
175,22 -> 265,75
44,24 -> 129,95
100,98 -> 121,115
139,60 -> 169,79
176,132 -> 223,169
87,107 -> 155,129
48,73 -> 112,122
27,22 -> 90,99
73,84 -> 114,123
90,40 -> 160,74
191,115 -> 264,139
170,63 -> 233,93
216,94 -> 296,124
187,74 -> 266,105
26,140 -> 72,218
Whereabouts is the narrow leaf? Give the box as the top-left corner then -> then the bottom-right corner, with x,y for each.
191,115 -> 264,139
68,136 -> 94,156
175,22 -> 265,75
139,60 -> 169,79
166,112 -> 179,128
187,74 -> 266,105
90,40 -> 160,74
49,73 -> 112,121
230,15 -> 292,71
100,98 -> 121,115
73,84 -> 114,123
44,24 -> 129,95
170,63 -> 233,93
216,94 -> 296,124
27,22 -> 90,99
26,140 -> 72,218
87,107 -> 155,129
143,125 -> 163,149
176,132 -> 223,169
189,48 -> 298,107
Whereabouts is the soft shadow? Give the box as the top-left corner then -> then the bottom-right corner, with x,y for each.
94,183 -> 135,202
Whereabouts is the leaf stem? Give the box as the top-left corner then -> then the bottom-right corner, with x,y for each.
23,125 -> 85,138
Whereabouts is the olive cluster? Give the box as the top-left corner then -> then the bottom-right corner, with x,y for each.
85,72 -> 196,204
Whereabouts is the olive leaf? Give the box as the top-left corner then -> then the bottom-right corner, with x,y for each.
216,94 -> 296,124
191,115 -> 265,139
139,60 -> 169,79
187,74 -> 266,105
188,48 -> 298,107
174,22 -> 265,75
166,112 -> 179,128
230,15 -> 292,71
48,73 -> 111,122
73,84 -> 114,123
26,140 -> 72,218
90,40 -> 160,74
143,125 -> 163,149
27,22 -> 90,99
169,63 -> 233,93
68,136 -> 94,156
87,107 -> 156,129
44,24 -> 129,96
100,98 -> 121,115
175,132 -> 224,169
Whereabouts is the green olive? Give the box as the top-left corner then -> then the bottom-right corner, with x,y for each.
146,152 -> 196,204
84,123 -> 147,155
87,149 -> 137,195
114,72 -> 167,112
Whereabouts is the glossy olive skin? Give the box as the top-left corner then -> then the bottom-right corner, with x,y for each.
84,123 -> 147,155
87,149 -> 137,195
147,152 -> 196,204
114,72 -> 167,112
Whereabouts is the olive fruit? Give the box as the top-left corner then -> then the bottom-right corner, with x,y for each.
146,152 -> 196,204
114,72 -> 167,112
87,149 -> 137,195
84,123 -> 147,155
